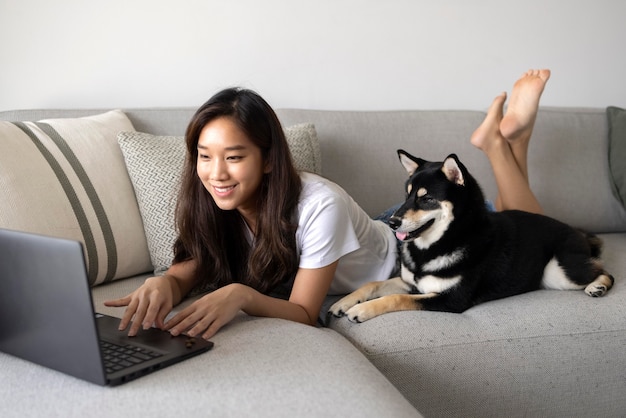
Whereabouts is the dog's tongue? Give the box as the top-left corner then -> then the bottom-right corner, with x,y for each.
395,231 -> 407,241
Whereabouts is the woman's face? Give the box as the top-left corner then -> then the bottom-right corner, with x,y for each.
196,116 -> 269,229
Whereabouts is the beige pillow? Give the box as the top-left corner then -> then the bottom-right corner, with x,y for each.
118,123 -> 321,275
0,110 -> 152,286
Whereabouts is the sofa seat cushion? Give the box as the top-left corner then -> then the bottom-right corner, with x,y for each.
0,110 -> 152,285
1,300 -> 421,417
326,232 -> 626,417
117,123 -> 322,275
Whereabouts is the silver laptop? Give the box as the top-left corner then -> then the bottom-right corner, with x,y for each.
0,228 -> 213,386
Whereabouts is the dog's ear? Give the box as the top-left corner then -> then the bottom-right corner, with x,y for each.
397,149 -> 425,175
442,154 -> 464,186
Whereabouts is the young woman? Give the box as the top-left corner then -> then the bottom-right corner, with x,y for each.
105,69 -> 551,340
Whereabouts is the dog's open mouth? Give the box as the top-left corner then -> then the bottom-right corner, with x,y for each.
395,219 -> 435,241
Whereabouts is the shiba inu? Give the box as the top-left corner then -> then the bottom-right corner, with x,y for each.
329,150 -> 614,322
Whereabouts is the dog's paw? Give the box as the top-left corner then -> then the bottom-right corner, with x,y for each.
328,295 -> 362,318
344,300 -> 380,323
585,283 -> 608,297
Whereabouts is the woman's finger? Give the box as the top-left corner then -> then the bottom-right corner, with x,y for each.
117,297 -> 139,331
128,297 -> 150,336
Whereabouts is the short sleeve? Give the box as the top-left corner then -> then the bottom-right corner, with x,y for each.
297,193 -> 361,269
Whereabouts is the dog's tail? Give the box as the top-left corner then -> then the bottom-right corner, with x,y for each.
579,229 -> 603,258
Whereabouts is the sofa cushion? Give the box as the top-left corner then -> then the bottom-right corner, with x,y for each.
608,106 -> 626,208
118,123 -> 321,275
0,311 -> 420,417
0,110 -> 153,286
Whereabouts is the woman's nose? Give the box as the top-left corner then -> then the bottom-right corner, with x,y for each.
209,159 -> 228,180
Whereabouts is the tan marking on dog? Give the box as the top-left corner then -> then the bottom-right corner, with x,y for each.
329,277 -> 412,317
344,293 -> 438,322
403,208 -> 421,223
417,188 -> 427,198
368,294 -> 425,314
415,201 -> 454,249
407,184 -> 412,194
590,258 -> 602,268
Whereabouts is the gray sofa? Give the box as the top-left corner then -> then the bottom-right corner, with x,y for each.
1,105 -> 625,418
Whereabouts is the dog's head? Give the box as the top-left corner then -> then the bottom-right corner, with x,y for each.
389,150 -> 476,249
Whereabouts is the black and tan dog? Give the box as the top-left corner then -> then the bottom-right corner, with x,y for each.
329,150 -> 614,322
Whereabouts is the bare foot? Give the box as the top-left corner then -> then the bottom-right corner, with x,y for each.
470,92 -> 507,154
500,69 -> 551,140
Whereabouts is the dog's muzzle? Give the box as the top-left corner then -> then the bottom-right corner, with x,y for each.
388,217 -> 435,241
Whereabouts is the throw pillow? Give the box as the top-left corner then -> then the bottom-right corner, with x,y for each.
118,123 -> 321,275
607,106 -> 626,208
0,110 -> 153,286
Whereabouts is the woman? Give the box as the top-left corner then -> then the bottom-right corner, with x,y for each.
106,87 -> 397,340
106,69 -> 550,340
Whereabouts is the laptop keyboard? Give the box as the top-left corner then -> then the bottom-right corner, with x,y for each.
100,340 -> 163,374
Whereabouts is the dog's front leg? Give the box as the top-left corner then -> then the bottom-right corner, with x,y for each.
329,277 -> 412,318
344,292 -> 438,323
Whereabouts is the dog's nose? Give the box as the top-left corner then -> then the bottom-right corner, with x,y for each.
388,217 -> 401,230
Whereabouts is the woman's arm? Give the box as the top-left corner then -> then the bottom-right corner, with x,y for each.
248,260 -> 339,324
165,261 -> 339,340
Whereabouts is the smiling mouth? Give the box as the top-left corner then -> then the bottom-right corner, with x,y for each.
213,185 -> 236,195
395,219 -> 435,241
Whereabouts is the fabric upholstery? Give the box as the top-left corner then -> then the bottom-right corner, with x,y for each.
0,307 -> 421,418
276,108 -> 626,233
117,123 -> 321,275
0,110 -> 152,285
607,106 -> 626,208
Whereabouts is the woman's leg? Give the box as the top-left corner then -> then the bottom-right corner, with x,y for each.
470,69 -> 550,214
500,69 -> 551,181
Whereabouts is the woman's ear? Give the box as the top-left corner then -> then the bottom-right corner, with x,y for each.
264,160 -> 272,174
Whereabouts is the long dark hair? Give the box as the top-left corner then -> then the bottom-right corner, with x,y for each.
173,87 -> 302,294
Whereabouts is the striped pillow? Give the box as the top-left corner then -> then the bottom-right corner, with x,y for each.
0,110 -> 153,286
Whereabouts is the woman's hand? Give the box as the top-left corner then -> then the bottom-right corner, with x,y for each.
104,275 -> 179,336
164,283 -> 248,340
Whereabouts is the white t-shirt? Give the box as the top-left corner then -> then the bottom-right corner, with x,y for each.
296,172 -> 397,295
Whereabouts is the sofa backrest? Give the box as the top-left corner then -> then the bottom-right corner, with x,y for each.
2,106 -> 624,233
277,107 -> 626,233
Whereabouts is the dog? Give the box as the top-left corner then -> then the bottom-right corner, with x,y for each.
329,150 -> 614,323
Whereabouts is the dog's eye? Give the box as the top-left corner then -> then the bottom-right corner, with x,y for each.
418,195 -> 437,205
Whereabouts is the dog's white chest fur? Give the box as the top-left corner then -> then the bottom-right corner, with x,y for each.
401,264 -> 461,294
401,246 -> 465,294
422,249 -> 465,272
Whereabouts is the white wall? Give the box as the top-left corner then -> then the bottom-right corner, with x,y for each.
1,0 -> 624,111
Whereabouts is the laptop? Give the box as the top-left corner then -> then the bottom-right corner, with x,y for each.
0,228 -> 213,386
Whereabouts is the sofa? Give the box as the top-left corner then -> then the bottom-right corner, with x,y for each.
1,104 -> 625,417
